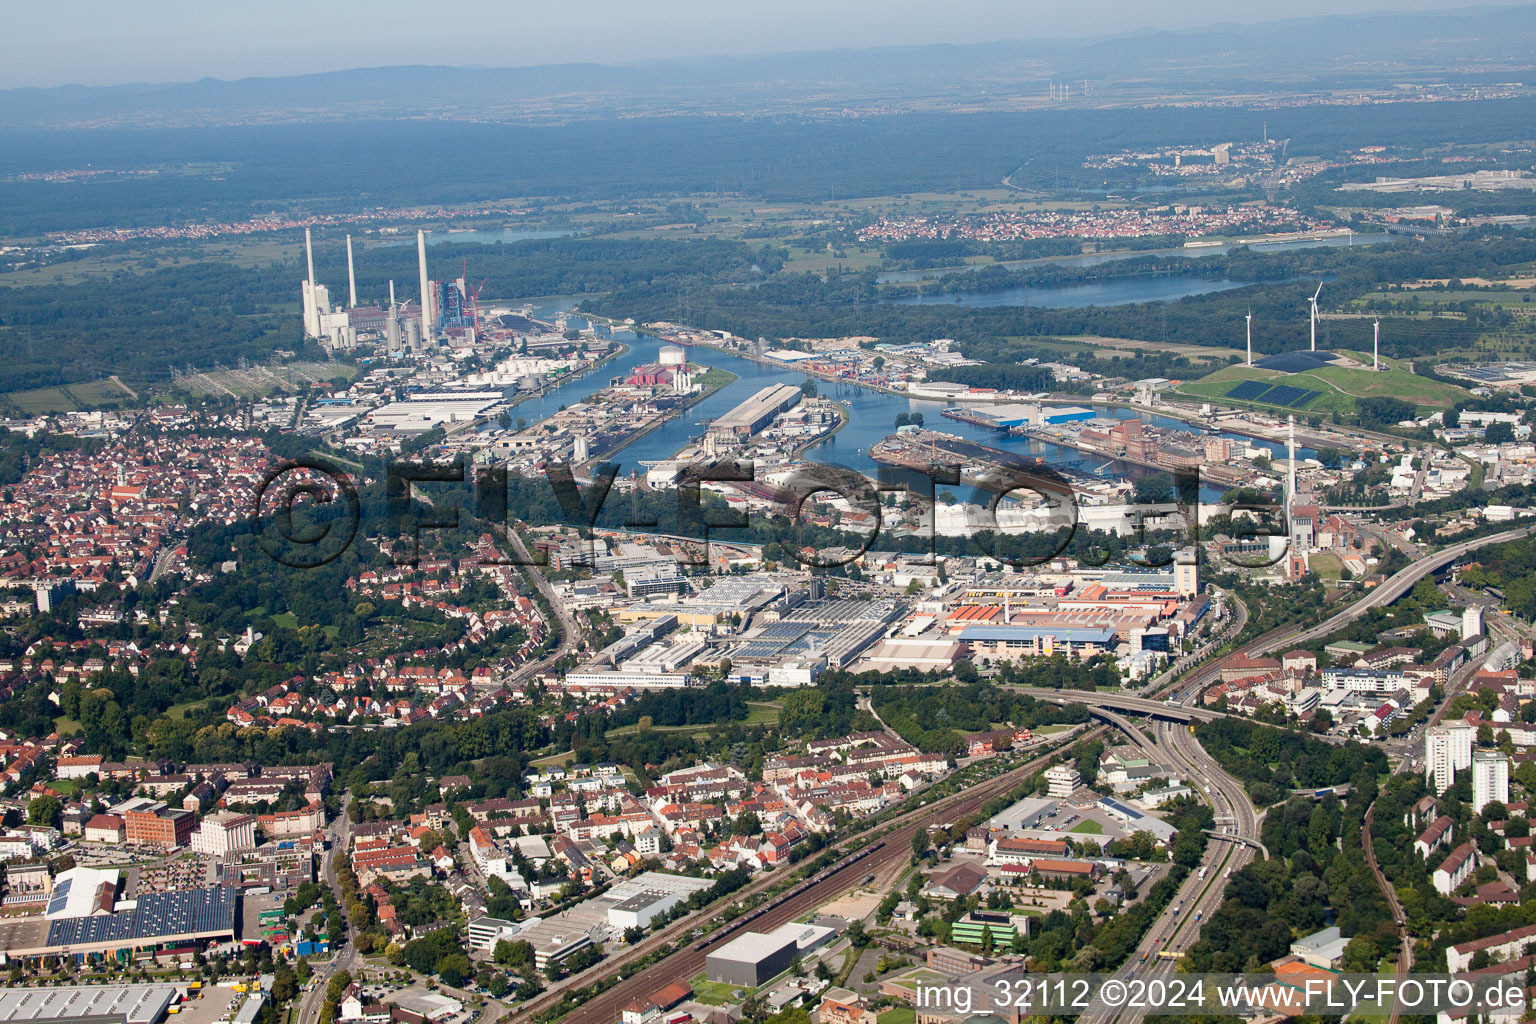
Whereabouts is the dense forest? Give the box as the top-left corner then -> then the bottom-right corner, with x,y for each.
871,681 -> 1094,754
1186,788 -> 1394,972
1455,536 -> 1536,623
1193,719 -> 1388,805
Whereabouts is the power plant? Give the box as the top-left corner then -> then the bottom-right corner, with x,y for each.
299,228 -> 483,354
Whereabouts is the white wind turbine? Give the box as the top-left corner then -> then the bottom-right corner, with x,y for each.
1309,282 -> 1323,352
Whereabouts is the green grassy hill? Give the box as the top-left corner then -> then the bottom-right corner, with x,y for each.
1175,350 -> 1466,418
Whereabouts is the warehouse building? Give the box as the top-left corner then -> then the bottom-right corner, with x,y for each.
707,384 -> 803,440
0,983 -> 179,1024
0,886 -> 237,962
607,889 -> 682,931
706,930 -> 798,987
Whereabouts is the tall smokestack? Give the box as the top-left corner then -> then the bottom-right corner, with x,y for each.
346,234 -> 358,309
1373,318 -> 1380,371
1287,414 -> 1297,515
301,228 -> 318,338
417,230 -> 432,344
389,279 -> 395,314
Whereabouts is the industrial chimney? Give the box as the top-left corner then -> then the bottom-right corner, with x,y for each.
417,230 -> 432,344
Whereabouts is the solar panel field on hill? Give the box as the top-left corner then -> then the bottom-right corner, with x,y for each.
1261,384 -> 1320,408
1223,379 -> 1318,407
1225,380 -> 1273,401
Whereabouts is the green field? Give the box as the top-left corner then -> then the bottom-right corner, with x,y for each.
1176,351 -> 1466,417
878,1010 -> 916,1024
5,386 -> 79,414
1069,819 -> 1105,835
608,700 -> 778,738
1309,552 -> 1344,580
689,974 -> 757,1005
693,367 -> 739,391
4,376 -> 137,414
745,701 -> 781,726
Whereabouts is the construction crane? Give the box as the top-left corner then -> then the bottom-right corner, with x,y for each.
468,277 -> 489,329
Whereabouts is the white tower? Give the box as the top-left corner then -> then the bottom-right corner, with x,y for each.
1245,310 -> 1253,367
299,228 -> 331,339
1373,318 -> 1380,371
1286,415 -> 1297,515
346,234 -> 358,309
385,280 -> 401,352
305,227 -> 316,294
417,230 -> 432,344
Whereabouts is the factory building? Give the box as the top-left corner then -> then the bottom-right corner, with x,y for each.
959,624 -> 1117,661
365,392 -> 504,433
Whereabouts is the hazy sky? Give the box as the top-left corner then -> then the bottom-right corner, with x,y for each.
2,0 -> 1530,89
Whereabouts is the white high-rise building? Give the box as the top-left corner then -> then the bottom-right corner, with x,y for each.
1473,749 -> 1510,814
1425,721 -> 1475,794
1462,605 -> 1485,641
190,811 -> 256,857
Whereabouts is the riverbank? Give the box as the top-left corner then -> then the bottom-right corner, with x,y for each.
792,400 -> 850,457
574,366 -> 737,475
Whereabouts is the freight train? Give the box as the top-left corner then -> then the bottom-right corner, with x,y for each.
693,840 -> 887,952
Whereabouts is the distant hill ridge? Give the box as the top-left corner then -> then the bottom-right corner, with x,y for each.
4,5 -> 1536,128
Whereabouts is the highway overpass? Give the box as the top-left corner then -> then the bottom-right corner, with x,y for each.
1006,685 -> 1225,723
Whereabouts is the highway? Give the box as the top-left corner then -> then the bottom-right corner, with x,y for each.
1006,686 -> 1224,723
1152,525 -> 1535,703
1074,529 -> 1536,1021
1077,715 -> 1260,1024
1248,525 -> 1532,655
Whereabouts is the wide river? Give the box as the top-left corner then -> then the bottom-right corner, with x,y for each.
493,301 -> 1314,504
